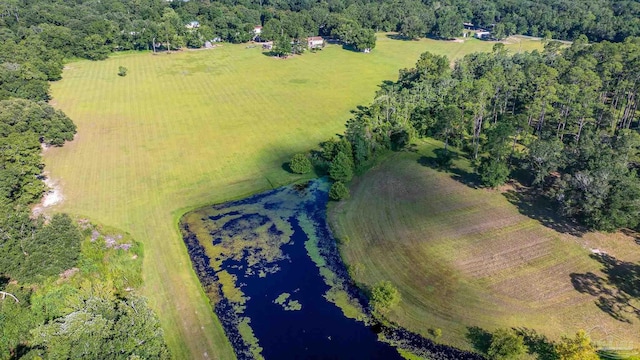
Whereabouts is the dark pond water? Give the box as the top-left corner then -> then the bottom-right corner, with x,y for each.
227,217 -> 401,359
181,179 -> 403,359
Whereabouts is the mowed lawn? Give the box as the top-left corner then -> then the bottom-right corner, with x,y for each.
330,139 -> 640,352
44,35 -> 542,359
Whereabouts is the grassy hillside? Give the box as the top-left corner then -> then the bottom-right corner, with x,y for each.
329,139 -> 640,353
44,35 -> 542,359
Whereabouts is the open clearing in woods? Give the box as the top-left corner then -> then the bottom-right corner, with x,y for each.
330,139 -> 640,353
44,35 -> 542,359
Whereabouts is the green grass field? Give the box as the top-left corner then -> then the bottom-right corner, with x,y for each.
44,35 -> 542,359
329,139 -> 640,353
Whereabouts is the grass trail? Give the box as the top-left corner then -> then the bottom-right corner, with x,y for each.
45,35 -> 542,359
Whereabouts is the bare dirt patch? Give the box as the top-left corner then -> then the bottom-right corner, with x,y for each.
32,173 -> 64,217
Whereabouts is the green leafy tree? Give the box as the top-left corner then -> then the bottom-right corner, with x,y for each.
0,287 -> 36,357
272,34 -> 293,57
329,151 -> 354,183
118,66 -> 128,77
289,153 -> 312,174
352,28 -> 376,51
369,280 -> 400,315
487,328 -> 527,360
31,295 -> 170,359
554,330 -> 599,360
526,139 -> 564,186
400,16 -> 427,40
329,181 -> 350,200
478,158 -> 510,188
434,7 -> 462,39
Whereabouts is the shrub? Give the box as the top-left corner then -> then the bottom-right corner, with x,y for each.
329,151 -> 354,182
118,66 -> 128,77
431,328 -> 442,339
435,150 -> 454,168
289,153 -> 312,174
329,181 -> 350,200
478,157 -> 510,188
339,235 -> 350,245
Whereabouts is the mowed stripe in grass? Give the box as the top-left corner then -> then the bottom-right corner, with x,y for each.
330,139 -> 640,351
45,35 -> 542,359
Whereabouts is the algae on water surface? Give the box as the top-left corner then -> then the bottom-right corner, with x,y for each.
180,179 -> 403,359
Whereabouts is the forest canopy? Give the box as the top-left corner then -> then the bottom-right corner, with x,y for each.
319,37 -> 640,232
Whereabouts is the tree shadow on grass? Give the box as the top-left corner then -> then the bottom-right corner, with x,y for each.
501,185 -> 586,237
465,326 -> 492,355
570,253 -> 640,323
513,328 -> 558,360
620,228 -> 640,246
417,149 -> 480,188
385,33 -> 413,41
341,44 -> 362,52
281,162 -> 294,173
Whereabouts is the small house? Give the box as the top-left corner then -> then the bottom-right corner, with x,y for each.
475,31 -> 491,40
253,26 -> 263,40
186,21 -> 200,29
307,36 -> 324,49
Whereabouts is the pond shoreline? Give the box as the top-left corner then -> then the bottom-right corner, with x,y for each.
180,179 -> 486,360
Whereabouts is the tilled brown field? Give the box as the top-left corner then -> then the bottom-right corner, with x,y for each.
330,139 -> 640,351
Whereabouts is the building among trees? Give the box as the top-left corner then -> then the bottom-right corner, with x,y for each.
307,36 -> 325,49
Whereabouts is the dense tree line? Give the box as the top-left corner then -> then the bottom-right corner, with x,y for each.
0,11 -> 169,357
1,0 -> 639,100
0,96 -> 169,358
318,37 -> 640,232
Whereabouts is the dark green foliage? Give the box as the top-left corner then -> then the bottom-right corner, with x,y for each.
554,135 -> 640,232
390,129 -> 410,151
20,214 -> 82,282
289,153 -> 312,174
352,28 -> 376,52
118,66 -> 128,77
0,99 -> 76,146
329,181 -> 350,200
435,150 -> 454,169
31,295 -> 170,359
0,99 -> 76,207
0,212 -> 82,283
329,151 -> 354,183
272,35 -> 293,57
478,158 -> 510,188
369,280 -> 400,315
332,39 -> 640,232
400,16 -> 428,40
434,7 -> 463,39
0,286 -> 36,357
0,132 -> 45,205
487,328 -> 527,360
526,139 -> 565,186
